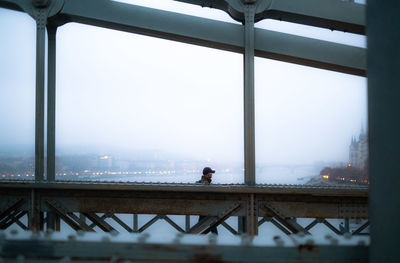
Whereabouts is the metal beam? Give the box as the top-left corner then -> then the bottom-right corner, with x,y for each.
221,221 -> 238,235
34,8 -> 46,182
0,211 -> 26,229
46,25 -> 57,182
322,218 -> 342,235
0,181 -> 369,196
82,212 -> 116,233
0,182 -> 368,218
110,214 -> 133,233
0,230 -> 369,263
243,4 -> 256,186
352,220 -> 369,236
139,215 -> 161,233
162,215 -> 185,233
257,0 -> 365,34
176,0 -> 365,34
262,205 -> 309,234
367,1 -> 400,262
42,0 -> 365,76
0,199 -> 25,221
188,203 -> 241,234
255,28 -> 365,76
202,203 -> 241,234
45,199 -> 95,232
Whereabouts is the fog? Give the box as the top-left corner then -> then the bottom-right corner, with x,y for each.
0,4 -> 367,171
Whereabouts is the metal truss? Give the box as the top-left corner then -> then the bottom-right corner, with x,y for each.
0,181 -> 368,237
0,0 -> 366,188
0,228 -> 369,263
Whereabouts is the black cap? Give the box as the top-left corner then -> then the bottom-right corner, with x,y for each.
203,167 -> 215,175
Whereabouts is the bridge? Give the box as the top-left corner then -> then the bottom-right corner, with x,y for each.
0,0 -> 399,262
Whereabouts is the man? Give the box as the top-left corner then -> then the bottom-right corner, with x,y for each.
197,167 -> 218,234
196,167 -> 215,185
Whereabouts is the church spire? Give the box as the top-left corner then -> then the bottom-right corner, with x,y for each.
359,121 -> 366,140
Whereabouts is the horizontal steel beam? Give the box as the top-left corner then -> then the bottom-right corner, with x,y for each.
41,0 -> 365,76
0,230 -> 370,263
0,0 -> 366,75
176,0 -> 365,34
257,0 -> 365,34
0,182 -> 368,219
0,181 -> 368,196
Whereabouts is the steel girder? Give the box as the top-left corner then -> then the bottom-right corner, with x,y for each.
0,182 -> 368,219
0,0 -> 366,76
176,0 -> 365,34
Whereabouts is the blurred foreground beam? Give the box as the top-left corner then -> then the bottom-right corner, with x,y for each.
367,1 -> 400,263
0,230 -> 369,263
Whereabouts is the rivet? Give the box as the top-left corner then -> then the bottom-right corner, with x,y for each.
10,229 -> 18,236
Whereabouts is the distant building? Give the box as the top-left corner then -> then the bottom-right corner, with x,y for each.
349,128 -> 368,169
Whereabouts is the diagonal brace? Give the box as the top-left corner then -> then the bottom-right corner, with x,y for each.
188,203 -> 241,234
0,211 -> 27,230
322,218 -> 342,235
161,215 -> 184,233
352,220 -> 370,235
221,221 -> 238,235
45,199 -> 94,232
0,199 -> 25,221
262,205 -> 309,234
110,214 -> 133,233
82,212 -> 117,233
139,215 -> 161,233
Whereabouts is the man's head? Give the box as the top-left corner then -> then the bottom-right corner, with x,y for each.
202,167 -> 215,179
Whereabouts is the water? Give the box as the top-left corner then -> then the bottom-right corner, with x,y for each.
69,165 -> 321,185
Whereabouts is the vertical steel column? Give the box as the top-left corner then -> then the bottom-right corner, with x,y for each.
29,189 -> 40,232
34,9 -> 46,181
368,1 -> 400,263
47,25 -> 57,182
344,218 -> 350,233
238,216 -> 246,234
243,4 -> 256,186
185,215 -> 190,232
133,214 -> 138,232
246,193 -> 257,236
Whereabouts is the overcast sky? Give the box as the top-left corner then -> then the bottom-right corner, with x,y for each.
0,1 -> 367,166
